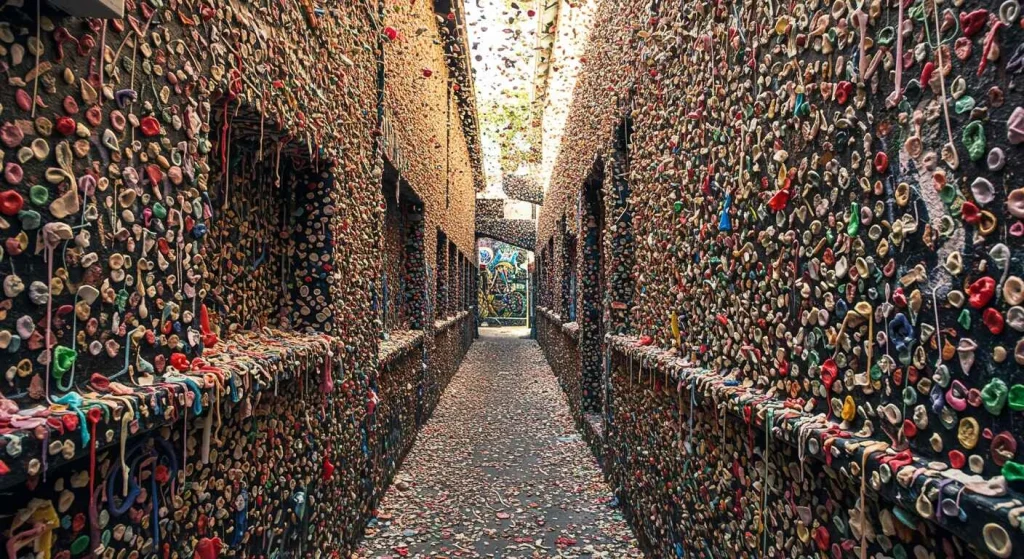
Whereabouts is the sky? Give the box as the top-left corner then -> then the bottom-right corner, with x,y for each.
464,0 -> 541,197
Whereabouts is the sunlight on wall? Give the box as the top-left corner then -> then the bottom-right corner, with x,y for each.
538,0 -> 598,194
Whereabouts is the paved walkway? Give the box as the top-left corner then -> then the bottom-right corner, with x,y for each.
357,327 -> 641,559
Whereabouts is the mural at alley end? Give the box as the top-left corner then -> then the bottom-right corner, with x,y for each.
477,239 -> 531,325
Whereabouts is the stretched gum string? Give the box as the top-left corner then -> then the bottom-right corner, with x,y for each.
6,521 -> 47,559
860,442 -> 888,559
151,457 -> 160,549
120,408 -> 133,496
30,0 -> 40,119
760,408 -> 774,556
213,380 -> 222,446
88,412 -> 97,542
931,1 -> 956,150
864,306 -> 873,391
856,9 -> 869,80
182,404 -> 188,490
201,399 -> 213,464
894,0 -> 905,101
41,430 -> 47,483
44,244 -> 55,405
98,21 -> 106,94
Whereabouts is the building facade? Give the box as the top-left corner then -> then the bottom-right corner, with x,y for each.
536,0 -> 1024,558
0,0 -> 479,555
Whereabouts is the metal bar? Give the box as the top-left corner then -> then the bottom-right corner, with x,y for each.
50,0 -> 123,18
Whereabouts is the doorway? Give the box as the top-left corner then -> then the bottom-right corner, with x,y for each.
580,158 -> 605,414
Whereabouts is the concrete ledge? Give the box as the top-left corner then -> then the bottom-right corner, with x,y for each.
607,335 -> 1024,558
0,330 -> 336,491
379,330 -> 425,370
50,0 -> 124,18
537,306 -> 579,342
434,310 -> 470,334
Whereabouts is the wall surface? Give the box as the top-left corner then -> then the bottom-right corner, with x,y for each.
0,0 -> 477,556
385,0 -> 478,262
537,0 -> 1024,557
477,239 -> 530,325
536,0 -> 597,194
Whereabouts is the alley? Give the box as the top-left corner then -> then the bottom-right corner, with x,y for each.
6,0 -> 1024,557
358,328 -> 641,559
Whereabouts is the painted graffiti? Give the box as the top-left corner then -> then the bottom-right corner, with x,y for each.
477,240 -> 531,324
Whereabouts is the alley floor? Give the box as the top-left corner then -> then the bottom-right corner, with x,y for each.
356,327 -> 642,559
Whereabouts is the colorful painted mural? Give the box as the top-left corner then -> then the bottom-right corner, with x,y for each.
477,240 -> 531,325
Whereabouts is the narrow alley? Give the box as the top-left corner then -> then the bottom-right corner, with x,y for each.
4,0 -> 1024,558
358,328 -> 640,559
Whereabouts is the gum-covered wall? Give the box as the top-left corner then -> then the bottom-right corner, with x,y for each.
0,0 -> 478,555
536,0 -> 1024,557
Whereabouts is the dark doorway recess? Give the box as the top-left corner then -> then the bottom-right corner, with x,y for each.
580,157 -> 605,414
562,226 -> 577,322
436,229 -> 449,319
380,161 -> 426,334
605,117 -> 635,430
608,117 -> 635,333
